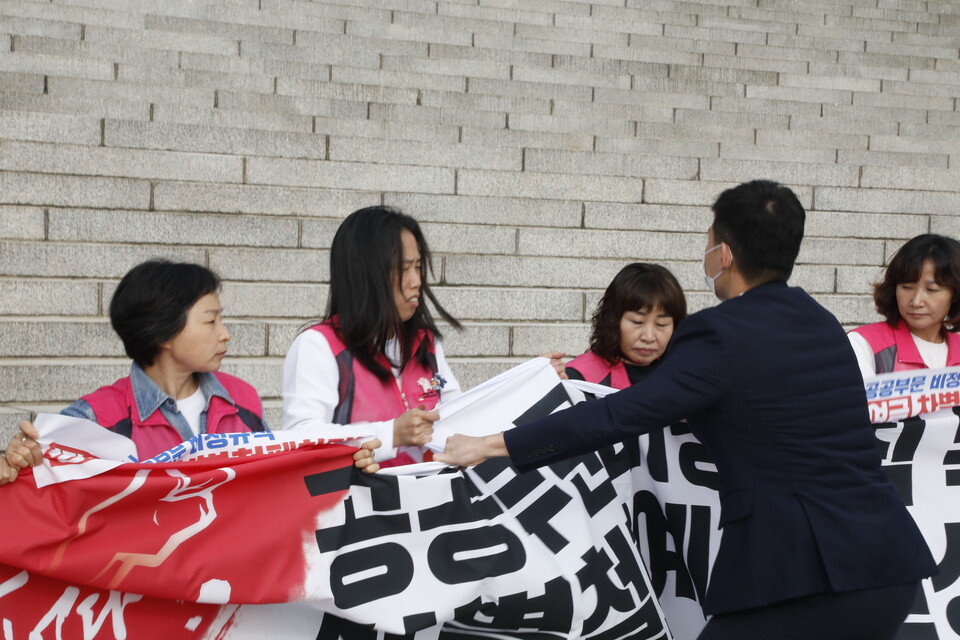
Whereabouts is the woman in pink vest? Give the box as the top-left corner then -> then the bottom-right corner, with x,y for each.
1,260 -> 271,483
566,263 -> 687,390
849,234 -> 960,377
282,206 -> 462,468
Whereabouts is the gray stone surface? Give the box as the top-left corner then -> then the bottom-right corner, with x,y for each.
0,320 -> 122,357
861,166 -> 960,192
518,227 -> 702,261
460,127 -> 595,152
0,205 -> 44,240
700,158 -> 860,188
525,149 -> 697,180
0,280 -> 100,316
210,247 -> 329,283
438,323 -> 512,358
0,172 -> 151,209
436,286 -> 584,322
151,104 -> 313,133
0,52 -> 115,81
384,194 -> 582,228
0,141 -> 244,183
2,0 -> 960,417
584,203 -> 712,232
445,255 -> 635,289
458,169 -> 644,202
797,238 -> 886,266
104,120 -> 329,159
154,181 -> 375,216
46,76 -> 215,108
0,72 -> 45,96
0,93 -> 151,120
513,323 -> 591,357
0,240 -> 204,278
0,110 -> 101,145
329,137 -> 520,171
246,157 -> 455,194
220,282 -> 326,319
48,209 -> 298,247
837,265 -> 888,295
806,211 -> 929,239
0,361 -> 130,403
816,186 -> 960,215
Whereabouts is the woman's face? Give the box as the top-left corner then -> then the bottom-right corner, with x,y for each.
897,259 -> 953,342
158,293 -> 231,373
618,305 -> 674,366
393,229 -> 422,323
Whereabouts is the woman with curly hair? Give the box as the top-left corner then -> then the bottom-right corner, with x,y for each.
566,263 -> 687,390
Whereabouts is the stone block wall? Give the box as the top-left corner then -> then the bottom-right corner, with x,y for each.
1,0 -> 959,436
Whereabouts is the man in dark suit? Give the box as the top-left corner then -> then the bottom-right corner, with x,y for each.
436,180 -> 936,639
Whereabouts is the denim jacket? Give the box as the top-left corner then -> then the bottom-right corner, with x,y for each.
62,363 -> 266,445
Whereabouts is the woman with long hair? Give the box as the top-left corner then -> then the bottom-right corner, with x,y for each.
282,206 -> 462,468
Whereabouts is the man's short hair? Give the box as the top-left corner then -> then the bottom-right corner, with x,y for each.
110,260 -> 220,366
711,180 -> 805,283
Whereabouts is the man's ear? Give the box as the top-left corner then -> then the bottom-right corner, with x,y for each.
721,242 -> 734,269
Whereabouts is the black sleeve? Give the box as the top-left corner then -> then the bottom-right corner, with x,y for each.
504,311 -> 731,472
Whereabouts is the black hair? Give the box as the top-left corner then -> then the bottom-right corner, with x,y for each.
874,233 -> 960,332
589,263 -> 687,364
711,180 -> 805,284
325,206 -> 460,381
110,260 -> 221,366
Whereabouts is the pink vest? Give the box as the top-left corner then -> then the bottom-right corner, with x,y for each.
566,351 -> 631,390
311,321 -> 442,467
82,372 -> 265,459
850,320 -> 960,374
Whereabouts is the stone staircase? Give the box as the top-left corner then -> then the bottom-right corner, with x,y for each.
1,0 -> 959,435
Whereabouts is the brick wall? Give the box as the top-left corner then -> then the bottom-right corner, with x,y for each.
1,0 -> 959,437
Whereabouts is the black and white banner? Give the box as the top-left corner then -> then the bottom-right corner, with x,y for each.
1,359 -> 670,640
9,361 -> 960,639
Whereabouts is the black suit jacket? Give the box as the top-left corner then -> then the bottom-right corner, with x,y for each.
506,281 -> 936,614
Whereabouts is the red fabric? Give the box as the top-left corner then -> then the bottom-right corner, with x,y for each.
312,321 -> 441,467
566,351 -> 631,390
851,320 -> 960,372
81,372 -> 264,459
0,445 -> 354,612
0,563 -> 224,640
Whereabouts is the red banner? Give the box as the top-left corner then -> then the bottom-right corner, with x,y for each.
1,444 -> 356,639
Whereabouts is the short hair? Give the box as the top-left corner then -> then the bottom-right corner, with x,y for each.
874,233 -> 960,332
589,263 -> 687,364
110,260 -> 221,366
711,180 -> 805,283
326,206 -> 460,381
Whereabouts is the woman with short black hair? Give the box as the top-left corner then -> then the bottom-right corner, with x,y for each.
849,234 -> 960,376
2,260 -> 268,483
282,206 -> 462,468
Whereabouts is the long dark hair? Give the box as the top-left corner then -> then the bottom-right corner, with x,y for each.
326,206 -> 460,380
589,263 -> 687,365
874,233 -> 960,332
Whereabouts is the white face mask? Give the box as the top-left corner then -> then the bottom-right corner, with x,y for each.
703,244 -> 724,298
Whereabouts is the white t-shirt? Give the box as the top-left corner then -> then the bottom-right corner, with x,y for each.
176,386 -> 206,436
848,330 -> 948,378
281,330 -> 462,461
